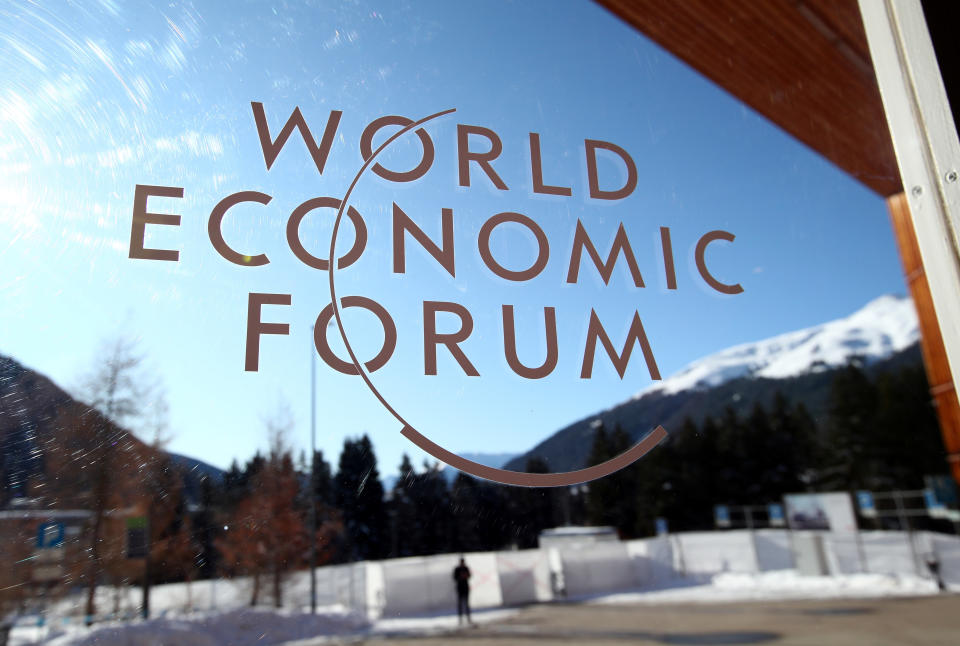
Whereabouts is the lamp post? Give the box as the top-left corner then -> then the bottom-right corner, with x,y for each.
309,318 -> 336,613
309,324 -> 317,614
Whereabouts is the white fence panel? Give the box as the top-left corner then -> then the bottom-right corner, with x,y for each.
861,531 -> 919,576
930,533 -> 960,586
823,533 -> 865,574
379,552 -> 501,616
625,537 -> 674,587
313,562 -> 367,612
379,558 -> 430,616
754,530 -> 793,571
365,561 -> 385,619
356,529 -> 960,617
495,549 -> 554,605
792,532 -> 829,576
677,531 -> 757,574
559,542 -> 634,597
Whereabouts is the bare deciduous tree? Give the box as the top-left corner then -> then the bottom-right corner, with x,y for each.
65,336 -> 170,622
75,336 -> 169,445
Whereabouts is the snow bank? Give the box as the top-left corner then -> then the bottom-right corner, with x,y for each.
39,607 -> 365,646
20,606 -> 520,646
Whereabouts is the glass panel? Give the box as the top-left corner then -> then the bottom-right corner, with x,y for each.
0,1 -> 954,643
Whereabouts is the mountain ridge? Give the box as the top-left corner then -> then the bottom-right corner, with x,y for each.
0,352 -> 220,506
504,294 -> 922,473
639,294 -> 917,397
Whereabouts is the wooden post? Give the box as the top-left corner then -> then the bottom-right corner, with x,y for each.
887,193 -> 960,486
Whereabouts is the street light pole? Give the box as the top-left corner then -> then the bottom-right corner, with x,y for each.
309,325 -> 317,615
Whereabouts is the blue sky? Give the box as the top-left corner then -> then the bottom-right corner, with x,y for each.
0,0 -> 905,476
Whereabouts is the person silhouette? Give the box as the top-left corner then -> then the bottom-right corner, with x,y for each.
452,557 -> 472,625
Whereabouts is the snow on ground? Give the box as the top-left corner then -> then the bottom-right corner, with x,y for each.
13,607 -> 365,646
25,567 -> 361,627
7,569 -> 364,646
592,570 -> 943,605
12,570 -> 947,645
11,606 -> 518,646
368,608 -> 518,637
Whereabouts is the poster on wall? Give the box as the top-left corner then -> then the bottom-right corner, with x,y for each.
714,505 -> 731,528
767,504 -> 785,527
784,493 -> 857,532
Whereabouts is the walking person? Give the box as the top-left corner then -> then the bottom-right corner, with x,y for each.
452,557 -> 472,625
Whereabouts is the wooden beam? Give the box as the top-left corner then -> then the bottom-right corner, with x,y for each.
888,193 -> 960,485
596,0 -> 902,196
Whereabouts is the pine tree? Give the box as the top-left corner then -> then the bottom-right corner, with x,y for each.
507,457 -> 558,548
222,459 -> 246,509
586,424 -> 613,526
825,361 -> 880,489
451,473 -> 483,553
335,435 -> 387,561
192,476 -> 220,580
389,454 -> 419,557
716,406 -> 750,503
669,416 -> 719,531
412,461 -> 455,555
451,473 -> 512,552
874,365 -> 946,487
767,392 -> 817,494
311,450 -> 335,507
585,425 -> 641,536
791,402 -> 821,489
741,403 -> 775,501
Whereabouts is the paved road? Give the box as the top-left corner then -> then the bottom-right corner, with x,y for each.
359,595 -> 960,645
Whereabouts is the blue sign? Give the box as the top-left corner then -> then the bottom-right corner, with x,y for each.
924,488 -> 947,517
924,475 -> 958,506
714,505 -> 731,527
655,517 -> 669,536
36,522 -> 64,549
856,490 -> 876,517
768,503 -> 785,526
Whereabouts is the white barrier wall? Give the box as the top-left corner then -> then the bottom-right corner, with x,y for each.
676,531 -> 759,574
313,562 -> 368,611
365,560 -> 385,619
625,536 -> 675,587
310,530 -> 960,619
792,533 -> 829,575
559,542 -> 635,597
754,530 -> 794,571
495,549 -> 553,605
823,533 -> 865,574
862,531 -> 921,576
930,533 -> 960,586
52,529 -> 957,628
378,552 -> 501,617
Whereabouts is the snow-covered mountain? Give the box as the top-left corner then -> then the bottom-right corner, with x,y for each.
639,294 -> 919,398
505,293 -> 923,474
